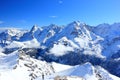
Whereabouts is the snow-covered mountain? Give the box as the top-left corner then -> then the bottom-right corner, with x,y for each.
43,21 -> 104,57
0,21 -> 120,80
0,49 -> 55,80
0,28 -> 27,40
93,23 -> 120,58
40,62 -> 119,80
0,51 -> 119,80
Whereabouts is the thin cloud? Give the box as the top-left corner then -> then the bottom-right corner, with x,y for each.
59,0 -> 63,4
49,16 -> 58,18
0,21 -> 4,24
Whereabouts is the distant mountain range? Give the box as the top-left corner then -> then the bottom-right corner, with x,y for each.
0,21 -> 120,80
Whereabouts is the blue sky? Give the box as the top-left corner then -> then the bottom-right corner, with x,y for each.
0,0 -> 120,29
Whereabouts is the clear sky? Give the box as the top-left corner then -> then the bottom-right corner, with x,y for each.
0,0 -> 120,29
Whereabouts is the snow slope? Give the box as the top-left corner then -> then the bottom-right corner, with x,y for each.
51,62 -> 72,72
44,21 -> 104,58
0,50 -> 54,80
51,62 -> 97,80
36,62 -> 120,80
93,23 -> 120,58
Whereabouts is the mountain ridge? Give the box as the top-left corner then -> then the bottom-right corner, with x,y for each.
0,21 -> 120,79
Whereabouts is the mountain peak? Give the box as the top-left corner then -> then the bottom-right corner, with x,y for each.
47,24 -> 59,29
30,25 -> 39,33
67,21 -> 87,29
69,21 -> 80,26
49,24 -> 56,27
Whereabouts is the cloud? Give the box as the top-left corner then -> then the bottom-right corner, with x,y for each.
59,0 -> 63,4
49,16 -> 58,18
0,21 -> 4,24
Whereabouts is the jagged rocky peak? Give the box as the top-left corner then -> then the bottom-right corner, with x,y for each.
61,21 -> 89,37
68,21 -> 86,27
43,24 -> 61,31
67,21 -> 80,28
65,21 -> 87,32
30,24 -> 40,33
49,24 -> 57,27
97,23 -> 110,27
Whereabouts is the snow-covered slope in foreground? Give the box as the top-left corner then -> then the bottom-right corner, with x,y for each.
1,50 -> 119,80
36,62 -> 120,80
0,50 -> 54,80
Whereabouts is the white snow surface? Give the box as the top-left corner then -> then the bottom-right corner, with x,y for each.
49,43 -> 74,56
0,50 -> 54,80
5,38 -> 40,49
51,62 -> 72,72
0,21 -> 120,80
0,52 -> 120,80
1,21 -> 119,58
36,62 -> 120,80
